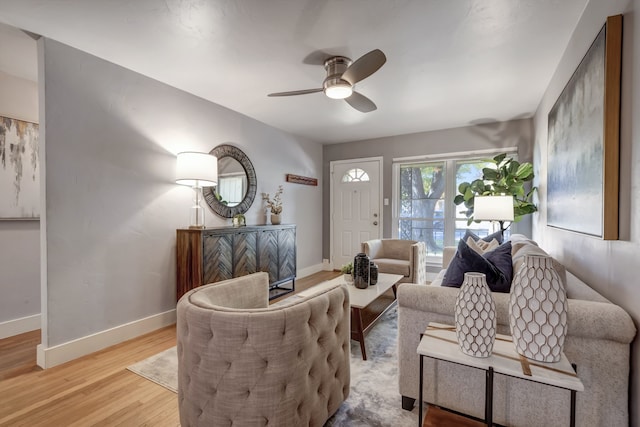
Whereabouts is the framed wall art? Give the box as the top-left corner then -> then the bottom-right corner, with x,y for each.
0,115 -> 40,219
547,15 -> 622,240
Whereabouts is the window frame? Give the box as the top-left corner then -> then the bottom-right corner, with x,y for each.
391,148 -> 518,265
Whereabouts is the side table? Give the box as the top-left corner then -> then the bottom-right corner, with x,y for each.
417,322 -> 584,427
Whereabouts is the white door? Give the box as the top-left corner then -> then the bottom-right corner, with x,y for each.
331,158 -> 382,269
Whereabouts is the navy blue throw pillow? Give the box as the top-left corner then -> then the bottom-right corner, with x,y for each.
442,240 -> 513,293
463,229 -> 504,245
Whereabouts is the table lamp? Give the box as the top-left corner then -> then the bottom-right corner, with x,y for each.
176,152 -> 218,229
473,195 -> 514,238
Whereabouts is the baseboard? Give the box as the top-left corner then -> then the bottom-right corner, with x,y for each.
0,314 -> 41,339
298,263 -> 324,278
36,309 -> 176,369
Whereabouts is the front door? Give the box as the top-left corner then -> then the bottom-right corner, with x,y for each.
331,158 -> 382,269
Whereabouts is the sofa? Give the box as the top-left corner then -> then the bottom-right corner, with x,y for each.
362,238 -> 427,284
397,234 -> 636,426
177,272 -> 351,427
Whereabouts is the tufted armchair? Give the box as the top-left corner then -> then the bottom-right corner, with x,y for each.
176,272 -> 350,427
362,238 -> 427,284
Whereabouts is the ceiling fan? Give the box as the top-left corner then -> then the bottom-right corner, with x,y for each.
267,49 -> 386,113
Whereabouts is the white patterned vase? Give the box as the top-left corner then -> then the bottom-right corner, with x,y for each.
454,272 -> 496,358
509,254 -> 567,362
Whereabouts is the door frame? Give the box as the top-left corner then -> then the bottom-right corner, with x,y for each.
329,156 -> 384,270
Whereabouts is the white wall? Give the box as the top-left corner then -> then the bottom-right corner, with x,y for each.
532,0 -> 639,424
38,38 -> 322,364
0,70 -> 40,336
322,118 -> 535,259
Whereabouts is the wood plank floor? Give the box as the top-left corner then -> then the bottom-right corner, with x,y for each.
0,271 -> 340,427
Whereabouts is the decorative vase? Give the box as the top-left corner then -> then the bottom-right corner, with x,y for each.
509,254 -> 567,362
343,273 -> 354,284
369,261 -> 378,285
353,253 -> 370,289
270,213 -> 281,225
454,272 -> 496,358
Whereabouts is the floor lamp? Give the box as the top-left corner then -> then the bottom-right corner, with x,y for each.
176,152 -> 218,229
473,195 -> 514,239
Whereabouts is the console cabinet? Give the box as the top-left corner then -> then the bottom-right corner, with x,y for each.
176,224 -> 296,301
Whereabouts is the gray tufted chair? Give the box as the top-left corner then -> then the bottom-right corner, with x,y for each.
177,272 -> 350,427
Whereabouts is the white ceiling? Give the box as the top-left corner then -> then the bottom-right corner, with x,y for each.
0,0 -> 587,144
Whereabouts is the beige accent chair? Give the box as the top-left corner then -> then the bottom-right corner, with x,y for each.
362,238 -> 427,284
176,272 -> 350,427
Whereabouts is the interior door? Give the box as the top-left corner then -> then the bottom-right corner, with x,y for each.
331,159 -> 382,269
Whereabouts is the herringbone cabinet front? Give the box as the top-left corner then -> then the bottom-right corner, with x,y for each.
176,225 -> 296,301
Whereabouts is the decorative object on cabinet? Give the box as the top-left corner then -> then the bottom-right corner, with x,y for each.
175,152 -> 218,229
547,15 -> 622,240
509,254 -> 567,362
0,116 -> 40,219
232,213 -> 246,227
286,174 -> 318,186
203,144 -> 257,218
176,224 -> 296,301
454,272 -> 496,357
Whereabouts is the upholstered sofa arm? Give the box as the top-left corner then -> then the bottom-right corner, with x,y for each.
362,239 -> 383,259
442,246 -> 456,269
410,242 -> 427,285
565,299 -> 636,343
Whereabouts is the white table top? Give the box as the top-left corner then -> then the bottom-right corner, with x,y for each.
417,322 -> 584,392
298,273 -> 403,309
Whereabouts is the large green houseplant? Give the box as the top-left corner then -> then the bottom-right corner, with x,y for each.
453,153 -> 537,225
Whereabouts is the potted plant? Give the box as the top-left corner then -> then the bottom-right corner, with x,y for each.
232,213 -> 246,227
340,262 -> 354,284
262,185 -> 283,225
453,153 -> 537,225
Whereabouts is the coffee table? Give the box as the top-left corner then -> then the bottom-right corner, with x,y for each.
299,273 -> 403,360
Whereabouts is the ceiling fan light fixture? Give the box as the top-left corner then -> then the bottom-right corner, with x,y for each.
325,83 -> 353,99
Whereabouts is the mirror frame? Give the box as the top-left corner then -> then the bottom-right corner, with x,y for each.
203,144 -> 257,218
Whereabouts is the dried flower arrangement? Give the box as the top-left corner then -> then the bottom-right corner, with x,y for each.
262,185 -> 284,214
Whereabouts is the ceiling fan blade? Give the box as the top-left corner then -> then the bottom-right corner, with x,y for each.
341,49 -> 386,85
268,88 -> 323,97
345,91 -> 377,113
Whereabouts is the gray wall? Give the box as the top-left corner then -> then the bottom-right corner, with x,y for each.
0,70 -> 40,327
40,38 -> 323,347
532,0 -> 639,423
322,118 -> 534,260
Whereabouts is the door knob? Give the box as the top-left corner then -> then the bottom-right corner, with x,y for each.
373,221 -> 378,226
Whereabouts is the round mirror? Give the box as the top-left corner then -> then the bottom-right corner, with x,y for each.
203,144 -> 257,218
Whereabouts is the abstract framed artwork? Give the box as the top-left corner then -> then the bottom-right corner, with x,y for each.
547,15 -> 622,240
0,116 -> 40,219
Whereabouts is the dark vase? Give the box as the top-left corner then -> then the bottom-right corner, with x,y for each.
369,262 -> 378,285
353,253 -> 370,289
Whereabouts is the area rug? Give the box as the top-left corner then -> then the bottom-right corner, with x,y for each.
127,305 -> 418,426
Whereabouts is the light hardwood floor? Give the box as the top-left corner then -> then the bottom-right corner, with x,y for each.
0,271 -> 340,427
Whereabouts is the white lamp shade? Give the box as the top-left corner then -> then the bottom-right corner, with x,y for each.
473,195 -> 514,221
176,152 -> 218,187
